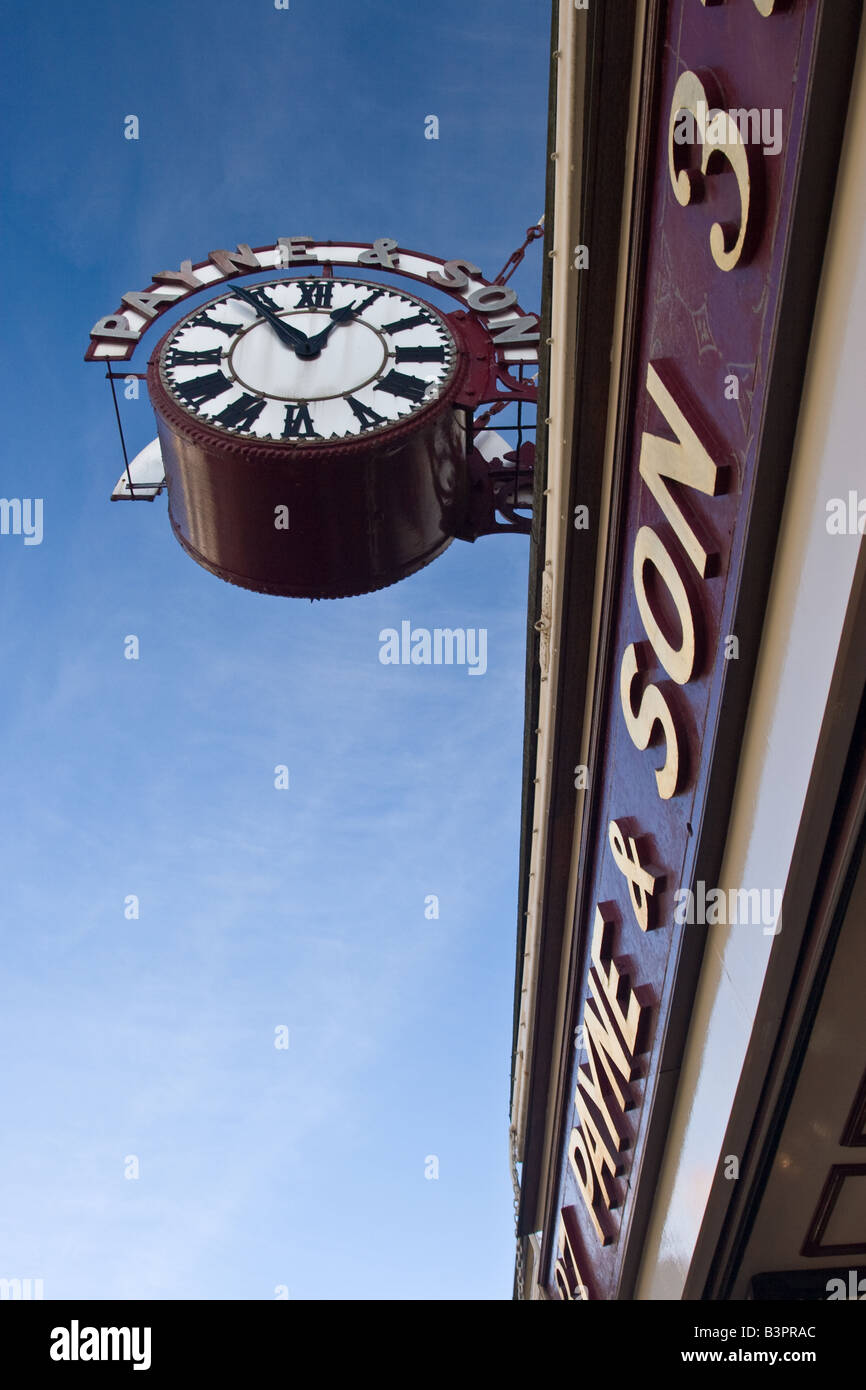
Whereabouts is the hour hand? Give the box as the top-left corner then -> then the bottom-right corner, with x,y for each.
330,290 -> 384,329
230,285 -> 311,353
305,291 -> 386,353
302,303 -> 359,354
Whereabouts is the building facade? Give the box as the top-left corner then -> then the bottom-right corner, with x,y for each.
512,0 -> 866,1300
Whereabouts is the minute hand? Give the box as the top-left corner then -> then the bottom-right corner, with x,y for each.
230,285 -> 312,354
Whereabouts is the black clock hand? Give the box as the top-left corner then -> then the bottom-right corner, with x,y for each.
302,303 -> 360,354
303,291 -> 386,354
230,285 -> 312,354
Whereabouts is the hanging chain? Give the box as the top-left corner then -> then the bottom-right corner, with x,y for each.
493,217 -> 545,286
509,1124 -> 527,1300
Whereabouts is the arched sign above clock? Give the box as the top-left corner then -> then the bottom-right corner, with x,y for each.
86,234 -> 541,599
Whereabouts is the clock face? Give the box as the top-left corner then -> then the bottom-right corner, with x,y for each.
157,276 -> 459,444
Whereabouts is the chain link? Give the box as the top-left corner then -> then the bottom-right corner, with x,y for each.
493,218 -> 545,286
509,1124 -> 527,1300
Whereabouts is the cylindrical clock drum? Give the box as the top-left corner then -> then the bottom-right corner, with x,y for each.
146,276 -> 472,598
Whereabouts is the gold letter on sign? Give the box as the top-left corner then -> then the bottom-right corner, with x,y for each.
568,909 -> 651,1245
640,361 -> 724,579
668,69 -> 755,271
633,525 -> 697,685
619,643 -> 682,801
568,1123 -> 616,1246
554,1212 -> 590,1301
608,820 -> 662,932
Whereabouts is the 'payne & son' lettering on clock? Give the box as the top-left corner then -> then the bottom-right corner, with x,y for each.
86,236 -> 541,599
87,237 -> 541,361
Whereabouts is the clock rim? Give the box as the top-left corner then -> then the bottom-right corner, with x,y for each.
148,275 -> 470,459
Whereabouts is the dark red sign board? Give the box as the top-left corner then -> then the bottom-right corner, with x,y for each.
545,0 -> 861,1299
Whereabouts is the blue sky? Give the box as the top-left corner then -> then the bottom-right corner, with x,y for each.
0,0 -> 550,1299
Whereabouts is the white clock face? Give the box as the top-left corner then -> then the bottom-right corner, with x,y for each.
158,276 -> 458,443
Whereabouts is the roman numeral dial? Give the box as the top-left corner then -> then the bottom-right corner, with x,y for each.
394,346 -> 446,364
159,277 -> 457,443
167,346 -> 225,368
283,404 -> 318,439
374,370 -> 428,404
174,371 -> 232,407
193,312 -> 242,336
296,280 -> 334,309
214,393 -> 267,432
346,397 -> 387,430
381,312 -> 432,333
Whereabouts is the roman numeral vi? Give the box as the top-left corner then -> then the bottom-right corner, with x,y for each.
283,404 -> 318,438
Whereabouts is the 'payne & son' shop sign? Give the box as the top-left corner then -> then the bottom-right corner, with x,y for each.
545,0 -> 856,1300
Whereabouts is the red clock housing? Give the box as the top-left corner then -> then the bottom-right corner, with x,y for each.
146,284 -> 474,598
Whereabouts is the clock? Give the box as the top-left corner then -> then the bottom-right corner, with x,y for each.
157,276 -> 460,445
146,273 -> 473,598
